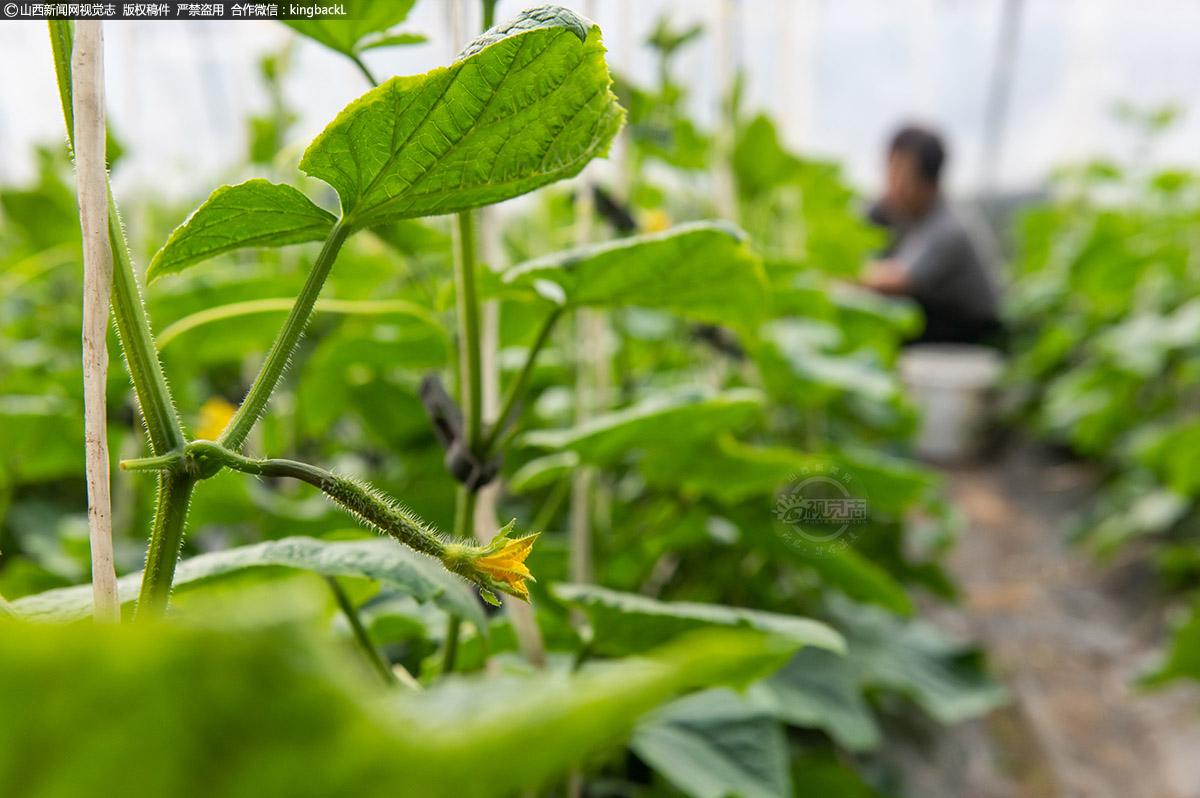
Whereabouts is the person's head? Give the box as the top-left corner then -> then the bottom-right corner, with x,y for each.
884,124 -> 945,218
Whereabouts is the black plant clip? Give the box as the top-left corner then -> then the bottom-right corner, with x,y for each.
418,374 -> 505,492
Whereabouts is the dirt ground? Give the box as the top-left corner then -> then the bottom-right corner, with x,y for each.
898,442 -> 1200,798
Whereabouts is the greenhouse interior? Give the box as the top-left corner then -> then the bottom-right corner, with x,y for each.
5,1 -> 1200,796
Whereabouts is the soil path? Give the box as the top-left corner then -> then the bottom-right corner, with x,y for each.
929,444 -> 1200,798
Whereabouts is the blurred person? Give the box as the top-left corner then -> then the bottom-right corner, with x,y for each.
862,125 -> 1003,347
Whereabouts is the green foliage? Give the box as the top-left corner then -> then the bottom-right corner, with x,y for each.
11,536 -> 485,628
750,647 -> 881,751
148,180 -> 337,280
733,114 -> 884,273
0,7 -> 1004,797
553,583 -> 845,657
522,388 -> 763,464
0,618 -> 793,798
1007,109 -> 1200,568
1144,600 -> 1200,686
630,688 -> 791,798
301,7 -> 622,228
824,595 -> 1006,725
616,15 -> 711,172
501,221 -> 769,330
285,0 -> 422,58
1007,109 -> 1200,702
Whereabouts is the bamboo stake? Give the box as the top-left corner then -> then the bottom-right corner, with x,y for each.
569,193 -> 598,591
73,21 -> 119,624
476,207 -> 547,668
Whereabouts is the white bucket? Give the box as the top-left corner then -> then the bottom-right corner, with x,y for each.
899,344 -> 1004,463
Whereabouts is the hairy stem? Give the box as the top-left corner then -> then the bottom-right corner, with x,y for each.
442,483 -> 478,675
326,576 -> 397,686
50,20 -> 184,456
122,440 -> 535,604
220,221 -> 350,451
52,20 -> 188,620
134,472 -> 196,619
183,440 -> 448,559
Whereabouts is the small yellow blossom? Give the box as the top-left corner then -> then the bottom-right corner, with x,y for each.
195,397 -> 237,441
475,530 -> 539,602
643,208 -> 672,233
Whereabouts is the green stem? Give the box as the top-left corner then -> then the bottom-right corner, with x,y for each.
122,440 -> 536,604
350,54 -> 379,87
134,472 -> 196,619
454,484 -> 478,540
326,576 -> 397,686
220,221 -> 351,451
51,20 -> 189,619
120,451 -> 185,472
108,190 -> 185,454
531,473 -> 571,533
442,481 -> 479,675
49,21 -> 184,456
184,440 -> 448,560
442,615 -> 462,674
454,211 -> 483,452
482,307 -> 561,455
482,0 -> 498,30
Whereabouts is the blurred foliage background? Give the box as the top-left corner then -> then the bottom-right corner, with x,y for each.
7,3 -> 1200,797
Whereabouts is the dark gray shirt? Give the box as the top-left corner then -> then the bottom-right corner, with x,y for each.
894,200 -> 999,323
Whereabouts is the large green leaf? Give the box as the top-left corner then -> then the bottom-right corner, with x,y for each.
285,0 -> 419,58
0,619 -> 798,798
553,583 -> 844,658
501,221 -> 769,329
827,595 -> 1006,725
521,388 -> 763,465
749,647 -> 881,752
11,536 -> 484,629
147,179 -> 336,281
300,6 -> 623,228
631,688 -> 792,798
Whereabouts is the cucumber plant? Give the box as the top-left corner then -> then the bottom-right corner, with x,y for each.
47,7 -> 639,616
0,8 -> 1008,797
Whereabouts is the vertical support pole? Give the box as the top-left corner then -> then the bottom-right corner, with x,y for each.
73,21 -> 120,624
475,207 -> 547,667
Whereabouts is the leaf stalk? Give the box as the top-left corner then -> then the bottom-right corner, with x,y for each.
219,220 -> 351,451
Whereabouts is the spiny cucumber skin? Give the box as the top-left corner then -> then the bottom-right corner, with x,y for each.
318,473 -> 449,559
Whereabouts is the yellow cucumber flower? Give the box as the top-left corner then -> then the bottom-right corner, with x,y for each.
475,533 -> 538,601
446,521 -> 539,605
643,208 -> 672,233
